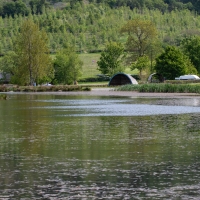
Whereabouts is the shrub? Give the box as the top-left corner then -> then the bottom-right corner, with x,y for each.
116,83 -> 200,93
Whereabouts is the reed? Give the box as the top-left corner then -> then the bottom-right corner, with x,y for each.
116,83 -> 200,93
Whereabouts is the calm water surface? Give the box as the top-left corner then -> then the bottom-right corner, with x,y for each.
1,93 -> 200,199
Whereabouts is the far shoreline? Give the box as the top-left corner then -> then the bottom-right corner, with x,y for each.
2,88 -> 200,98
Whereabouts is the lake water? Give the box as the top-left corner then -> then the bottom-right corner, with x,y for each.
1,93 -> 200,199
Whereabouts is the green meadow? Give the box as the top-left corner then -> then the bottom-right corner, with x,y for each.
79,53 -> 101,79
79,53 -> 135,80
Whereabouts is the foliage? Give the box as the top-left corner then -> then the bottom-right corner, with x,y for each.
181,36 -> 200,74
1,0 -> 29,18
29,0 -> 50,15
13,19 -> 53,85
53,46 -> 83,85
154,46 -> 197,80
131,55 -> 150,77
0,0 -> 200,12
1,3 -> 200,83
0,51 -> 17,75
120,18 -> 158,62
116,83 -> 200,93
1,4 -> 200,54
97,42 -> 125,77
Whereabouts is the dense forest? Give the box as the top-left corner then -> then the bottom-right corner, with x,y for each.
1,1 -> 200,54
0,0 -> 200,16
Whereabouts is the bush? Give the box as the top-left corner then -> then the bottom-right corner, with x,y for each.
116,83 -> 200,93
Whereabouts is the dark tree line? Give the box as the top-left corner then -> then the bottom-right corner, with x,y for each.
1,0 -> 200,18
0,0 -> 29,18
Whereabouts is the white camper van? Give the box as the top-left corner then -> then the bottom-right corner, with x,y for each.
175,75 -> 200,80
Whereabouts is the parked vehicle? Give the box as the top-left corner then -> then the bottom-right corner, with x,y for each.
175,75 -> 200,80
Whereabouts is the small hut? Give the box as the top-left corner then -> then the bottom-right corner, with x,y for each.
108,73 -> 138,86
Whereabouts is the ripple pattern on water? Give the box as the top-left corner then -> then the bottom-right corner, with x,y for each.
1,94 -> 200,199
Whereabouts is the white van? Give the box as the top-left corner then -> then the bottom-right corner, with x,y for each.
175,75 -> 200,80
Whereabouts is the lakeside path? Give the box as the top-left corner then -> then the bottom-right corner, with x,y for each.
6,88 -> 200,98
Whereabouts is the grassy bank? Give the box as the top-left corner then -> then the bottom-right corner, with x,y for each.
0,85 -> 93,92
116,83 -> 200,93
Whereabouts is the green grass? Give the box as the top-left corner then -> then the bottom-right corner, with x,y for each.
79,81 -> 108,85
79,53 -> 101,79
116,83 -> 200,93
79,52 -> 137,79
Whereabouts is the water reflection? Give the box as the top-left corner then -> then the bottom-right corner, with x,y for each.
0,94 -> 200,199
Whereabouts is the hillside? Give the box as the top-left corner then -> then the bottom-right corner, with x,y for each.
0,3 -> 200,55
1,1 -> 200,82
0,0 -> 200,17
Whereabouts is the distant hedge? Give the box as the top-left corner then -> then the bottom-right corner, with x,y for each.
116,83 -> 200,93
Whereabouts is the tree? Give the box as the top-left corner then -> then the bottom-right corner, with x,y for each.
131,55 -> 150,77
1,0 -> 29,18
97,42 -> 125,77
154,46 -> 197,80
29,0 -> 49,15
2,2 -> 15,17
0,51 -> 18,83
0,51 -> 17,76
15,0 -> 29,16
13,19 -> 53,85
53,46 -> 83,85
120,18 -> 157,62
181,36 -> 200,73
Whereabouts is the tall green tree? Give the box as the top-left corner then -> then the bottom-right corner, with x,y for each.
154,46 -> 197,80
0,51 -> 17,77
131,55 -> 150,77
13,19 -> 53,85
97,42 -> 125,76
181,36 -> 200,74
53,46 -> 83,85
120,18 -> 158,61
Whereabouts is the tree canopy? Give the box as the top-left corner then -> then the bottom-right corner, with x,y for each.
53,46 -> 83,85
97,42 -> 125,76
1,0 -> 200,16
13,19 -> 53,85
131,55 -> 150,77
154,46 -> 197,80
181,36 -> 200,74
120,19 -> 157,61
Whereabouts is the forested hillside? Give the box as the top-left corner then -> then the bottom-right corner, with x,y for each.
1,0 -> 200,84
0,0 -> 200,17
1,2 -> 200,54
